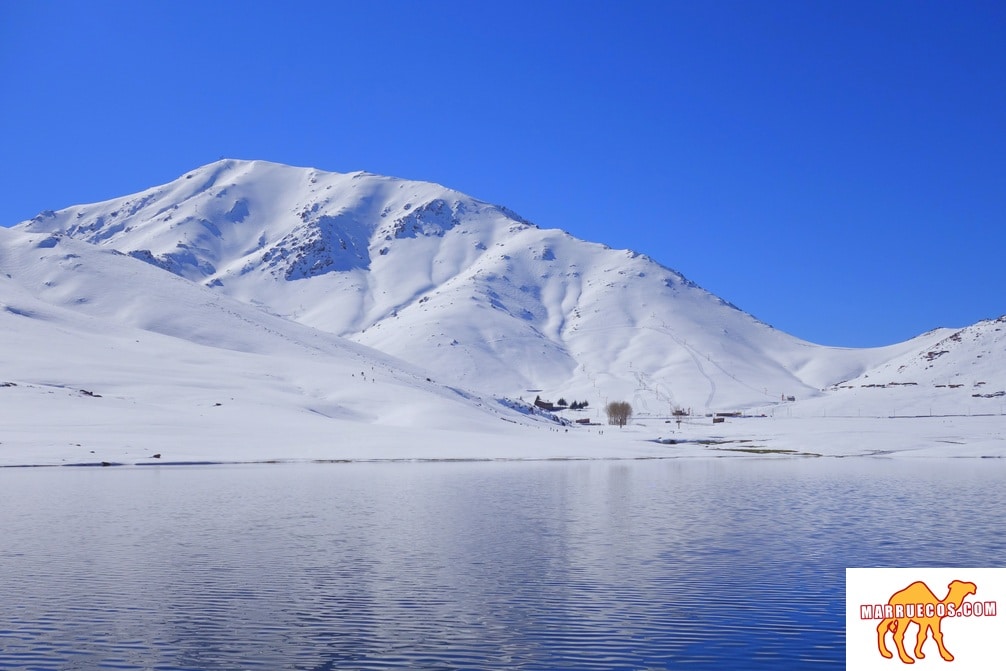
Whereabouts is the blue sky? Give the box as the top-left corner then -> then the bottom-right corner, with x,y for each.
2,1 -> 1003,347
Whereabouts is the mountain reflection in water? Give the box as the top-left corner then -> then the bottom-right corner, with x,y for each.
1,458 -> 1003,670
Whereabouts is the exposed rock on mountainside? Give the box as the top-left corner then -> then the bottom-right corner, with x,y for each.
15,159 -> 1001,415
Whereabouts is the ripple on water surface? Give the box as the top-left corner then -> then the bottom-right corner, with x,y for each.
1,458 -> 1004,669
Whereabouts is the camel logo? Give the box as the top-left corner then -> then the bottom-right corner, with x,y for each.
847,569 -> 1003,670
870,580 -> 981,664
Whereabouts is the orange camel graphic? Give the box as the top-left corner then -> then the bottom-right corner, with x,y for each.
877,580 -> 977,664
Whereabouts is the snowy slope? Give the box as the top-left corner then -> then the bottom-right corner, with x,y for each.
798,317 -> 1006,417
16,158 -> 934,414
0,225 -> 569,465
4,162 -> 1005,464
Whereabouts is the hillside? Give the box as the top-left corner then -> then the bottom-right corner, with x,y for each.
793,317 -> 1006,418
3,160 -> 1004,464
15,158 -> 940,415
0,225 -> 568,464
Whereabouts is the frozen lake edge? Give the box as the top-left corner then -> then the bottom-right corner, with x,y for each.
2,414 -> 1004,468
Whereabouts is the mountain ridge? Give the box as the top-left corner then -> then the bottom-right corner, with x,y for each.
0,223 -> 555,444
14,159 -> 1002,415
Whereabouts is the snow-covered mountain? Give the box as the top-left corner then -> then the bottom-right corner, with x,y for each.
0,224 -> 566,464
11,159 -> 1004,421
805,316 -> 1006,417
11,159 -> 919,414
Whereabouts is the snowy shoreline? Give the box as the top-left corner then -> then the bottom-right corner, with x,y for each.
3,415 -> 1003,468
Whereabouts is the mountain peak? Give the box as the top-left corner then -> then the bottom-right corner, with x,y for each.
20,159 -> 997,415
11,160 -> 812,408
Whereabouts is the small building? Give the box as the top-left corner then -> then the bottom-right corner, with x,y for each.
534,396 -> 557,412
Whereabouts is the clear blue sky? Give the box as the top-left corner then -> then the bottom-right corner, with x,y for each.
2,1 -> 1003,347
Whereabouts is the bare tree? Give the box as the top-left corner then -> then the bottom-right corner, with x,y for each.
605,401 -> 633,428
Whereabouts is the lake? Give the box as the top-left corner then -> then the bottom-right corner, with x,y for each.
1,457 -> 1004,670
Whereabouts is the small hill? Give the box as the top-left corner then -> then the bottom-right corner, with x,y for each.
803,317 -> 1006,417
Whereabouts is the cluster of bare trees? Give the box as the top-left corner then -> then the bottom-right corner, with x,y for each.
605,401 -> 633,427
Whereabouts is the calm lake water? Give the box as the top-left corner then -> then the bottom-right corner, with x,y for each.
1,457 -> 1004,670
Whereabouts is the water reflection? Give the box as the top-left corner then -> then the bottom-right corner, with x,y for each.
1,458 -> 1004,669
